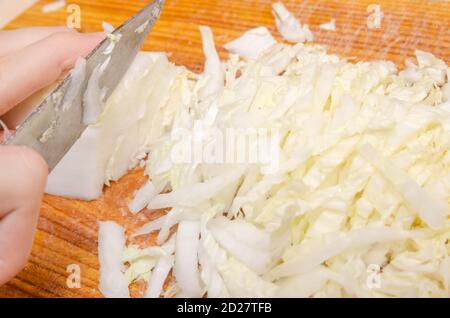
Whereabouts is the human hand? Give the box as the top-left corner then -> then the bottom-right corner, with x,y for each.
0,27 -> 104,286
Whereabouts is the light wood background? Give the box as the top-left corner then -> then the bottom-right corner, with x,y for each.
0,0 -> 449,298
0,0 -> 38,28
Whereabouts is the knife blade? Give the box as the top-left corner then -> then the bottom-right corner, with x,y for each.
3,0 -> 165,171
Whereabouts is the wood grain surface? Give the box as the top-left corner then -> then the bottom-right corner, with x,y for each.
0,0 -> 449,298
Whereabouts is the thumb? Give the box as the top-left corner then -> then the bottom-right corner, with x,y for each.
0,145 -> 48,286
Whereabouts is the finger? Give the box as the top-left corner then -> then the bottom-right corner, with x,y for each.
0,32 -> 105,116
0,145 -> 48,285
0,129 -> 14,143
1,84 -> 58,129
0,26 -> 75,57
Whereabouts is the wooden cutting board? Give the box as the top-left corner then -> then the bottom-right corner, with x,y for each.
0,0 -> 449,298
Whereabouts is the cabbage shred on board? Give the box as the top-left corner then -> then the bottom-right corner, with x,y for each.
50,2 -> 449,298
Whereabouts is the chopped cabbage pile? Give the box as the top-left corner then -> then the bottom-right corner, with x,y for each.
52,2 -> 449,298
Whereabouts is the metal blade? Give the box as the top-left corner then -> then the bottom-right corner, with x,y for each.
3,0 -> 165,171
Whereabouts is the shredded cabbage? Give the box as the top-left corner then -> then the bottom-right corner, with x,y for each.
319,19 -> 336,32
223,27 -> 276,60
42,0 -> 66,13
272,2 -> 314,43
174,221 -> 202,297
98,221 -> 130,298
52,2 -> 449,298
128,180 -> 157,214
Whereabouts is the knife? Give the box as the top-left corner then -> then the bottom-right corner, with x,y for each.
3,0 -> 165,171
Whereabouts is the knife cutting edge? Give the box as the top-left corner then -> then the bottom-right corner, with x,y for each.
3,0 -> 165,172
